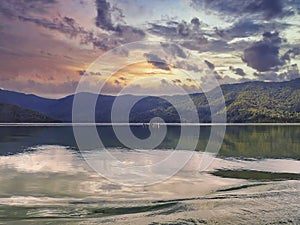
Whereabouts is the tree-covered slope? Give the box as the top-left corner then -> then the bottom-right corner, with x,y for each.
221,79 -> 300,122
129,78 -> 300,123
0,78 -> 300,123
0,103 -> 61,123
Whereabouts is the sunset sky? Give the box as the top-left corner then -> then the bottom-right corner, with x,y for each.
1,0 -> 300,97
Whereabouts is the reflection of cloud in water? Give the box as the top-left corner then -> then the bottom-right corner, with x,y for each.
0,145 -> 298,212
0,145 -> 88,174
0,145 -> 299,177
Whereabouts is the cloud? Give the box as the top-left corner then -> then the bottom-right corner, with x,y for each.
191,17 -> 201,30
234,68 -> 246,76
172,79 -> 182,84
147,23 -> 177,38
160,79 -> 200,94
242,31 -> 284,72
204,60 -> 215,70
244,0 -> 283,19
280,64 -> 300,80
148,17 -> 204,40
254,64 -> 300,81
161,79 -> 168,85
174,61 -> 201,72
3,0 -> 145,52
182,39 -> 233,53
84,25 -> 145,51
190,0 -> 286,20
229,66 -> 246,76
177,21 -> 190,37
95,0 -> 114,30
147,18 -> 236,53
281,47 -> 300,62
226,20 -> 264,38
143,53 -> 170,71
17,15 -> 86,38
0,79 -> 79,96
243,43 -> 281,71
78,70 -> 101,76
94,0 -> 145,48
0,0 -> 57,19
201,73 -> 251,86
176,17 -> 203,37
161,43 -> 187,59
115,25 -> 145,41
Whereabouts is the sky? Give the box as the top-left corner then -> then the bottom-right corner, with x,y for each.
1,0 -> 300,98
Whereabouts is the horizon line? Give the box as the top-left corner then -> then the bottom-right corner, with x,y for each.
1,123 -> 300,127
1,77 -> 299,100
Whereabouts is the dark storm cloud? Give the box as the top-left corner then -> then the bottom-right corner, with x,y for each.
229,66 -> 246,76
95,0 -> 114,31
94,0 -> 145,47
204,60 -> 215,70
144,53 -> 170,71
243,43 -> 281,72
191,0 -> 286,20
242,31 -> 284,72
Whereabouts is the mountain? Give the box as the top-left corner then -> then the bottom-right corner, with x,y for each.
0,103 -> 61,123
0,78 -> 300,123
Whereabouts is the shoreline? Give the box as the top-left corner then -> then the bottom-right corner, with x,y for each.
1,122 -> 300,127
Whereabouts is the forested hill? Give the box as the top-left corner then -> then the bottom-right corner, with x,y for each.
0,78 -> 300,123
128,78 -> 300,123
0,103 -> 61,123
220,78 -> 300,122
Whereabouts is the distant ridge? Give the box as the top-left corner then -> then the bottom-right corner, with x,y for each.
0,103 -> 61,123
0,78 -> 300,123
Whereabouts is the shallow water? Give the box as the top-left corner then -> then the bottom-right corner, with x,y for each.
0,125 -> 299,224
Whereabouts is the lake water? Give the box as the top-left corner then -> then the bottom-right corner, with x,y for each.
0,125 -> 299,224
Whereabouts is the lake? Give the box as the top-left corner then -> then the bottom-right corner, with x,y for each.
0,125 -> 299,224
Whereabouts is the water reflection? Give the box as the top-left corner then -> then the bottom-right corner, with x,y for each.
0,125 -> 299,159
0,125 -> 299,224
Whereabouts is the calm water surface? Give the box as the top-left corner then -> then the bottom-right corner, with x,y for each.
0,125 -> 299,224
